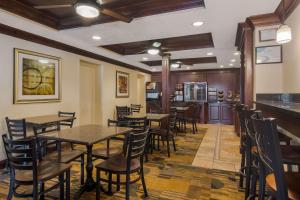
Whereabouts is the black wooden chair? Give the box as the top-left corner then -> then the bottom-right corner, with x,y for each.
130,104 -> 142,114
95,128 -> 149,200
185,104 -> 200,134
116,106 -> 130,120
152,113 -> 177,157
58,111 -> 76,128
2,134 -> 71,200
33,123 -> 85,185
92,119 -> 125,160
252,112 -> 300,200
5,117 -> 27,140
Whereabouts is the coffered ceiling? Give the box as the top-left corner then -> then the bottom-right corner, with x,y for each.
141,57 -> 217,67
0,0 -> 281,72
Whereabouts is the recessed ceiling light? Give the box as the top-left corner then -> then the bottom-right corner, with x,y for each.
147,48 -> 160,55
230,59 -> 236,63
142,57 -> 148,61
187,66 -> 190,70
207,52 -> 213,56
193,21 -> 204,27
92,35 -> 101,40
233,51 -> 240,56
220,65 -> 224,68
229,63 -> 234,67
75,0 -> 100,18
152,68 -> 157,72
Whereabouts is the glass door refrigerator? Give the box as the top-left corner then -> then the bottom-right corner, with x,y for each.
184,82 -> 207,102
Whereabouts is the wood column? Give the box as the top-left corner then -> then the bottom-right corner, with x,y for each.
243,24 -> 254,105
161,53 -> 171,113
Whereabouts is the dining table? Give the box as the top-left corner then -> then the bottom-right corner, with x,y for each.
125,113 -> 169,122
25,114 -> 76,129
38,124 -> 133,198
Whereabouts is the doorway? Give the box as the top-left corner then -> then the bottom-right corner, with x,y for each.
80,60 -> 100,125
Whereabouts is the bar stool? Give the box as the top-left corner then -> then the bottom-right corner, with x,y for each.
252,113 -> 300,200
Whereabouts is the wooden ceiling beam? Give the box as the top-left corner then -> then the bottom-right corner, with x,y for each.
141,57 -> 217,67
0,0 -> 60,30
0,23 -> 150,74
275,0 -> 300,22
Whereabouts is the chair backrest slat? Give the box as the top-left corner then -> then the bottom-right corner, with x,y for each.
126,128 -> 149,161
2,134 -> 37,172
130,104 -> 141,114
58,111 -> 76,128
116,106 -> 130,120
251,111 -> 289,200
6,117 -> 27,140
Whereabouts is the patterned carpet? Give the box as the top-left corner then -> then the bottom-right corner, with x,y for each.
0,124 -> 244,200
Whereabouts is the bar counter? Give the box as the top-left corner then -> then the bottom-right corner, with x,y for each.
254,100 -> 300,140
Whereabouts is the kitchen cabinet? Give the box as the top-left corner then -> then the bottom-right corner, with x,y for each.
208,102 -> 233,124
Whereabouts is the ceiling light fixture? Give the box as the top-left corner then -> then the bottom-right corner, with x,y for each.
233,51 -> 240,56
220,65 -> 224,68
276,0 -> 292,44
187,66 -> 190,70
147,48 -> 160,55
193,21 -> 204,27
142,57 -> 148,61
230,59 -> 236,63
75,0 -> 100,18
152,68 -> 157,72
92,35 -> 101,40
207,52 -> 214,56
229,63 -> 234,67
171,63 -> 180,68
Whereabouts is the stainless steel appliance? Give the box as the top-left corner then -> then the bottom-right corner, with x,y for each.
184,82 -> 207,102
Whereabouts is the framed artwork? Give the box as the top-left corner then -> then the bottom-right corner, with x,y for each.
255,45 -> 282,64
116,71 -> 129,98
259,28 -> 277,42
14,48 -> 61,104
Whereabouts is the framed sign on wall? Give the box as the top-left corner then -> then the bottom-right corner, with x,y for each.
14,48 -> 61,104
255,45 -> 282,64
116,71 -> 129,98
259,28 -> 277,42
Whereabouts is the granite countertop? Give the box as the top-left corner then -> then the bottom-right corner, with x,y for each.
254,100 -> 300,114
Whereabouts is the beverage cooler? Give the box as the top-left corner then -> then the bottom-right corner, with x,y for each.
184,82 -> 207,102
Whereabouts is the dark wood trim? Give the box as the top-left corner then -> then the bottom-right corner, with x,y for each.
0,23 -> 150,74
161,53 -> 171,114
246,13 -> 281,29
0,159 -> 6,169
0,0 -> 59,30
151,68 -> 240,75
235,23 -> 246,51
275,0 -> 300,22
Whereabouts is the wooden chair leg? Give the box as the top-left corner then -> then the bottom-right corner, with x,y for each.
192,123 -> 195,134
40,182 -> 45,200
258,163 -> 266,200
140,167 -> 148,198
59,174 -> 64,200
245,152 -> 251,199
167,139 -> 170,157
157,136 -> 160,150
8,173 -> 14,200
96,170 -> 101,200
195,122 -> 198,132
108,172 -> 113,194
172,138 -> 176,151
80,154 -> 85,185
117,174 -> 121,191
66,169 -> 70,200
239,151 -> 246,188
125,174 -> 130,200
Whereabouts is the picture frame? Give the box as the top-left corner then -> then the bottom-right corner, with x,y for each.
14,48 -> 61,104
255,45 -> 282,64
116,71 -> 129,98
259,28 -> 277,42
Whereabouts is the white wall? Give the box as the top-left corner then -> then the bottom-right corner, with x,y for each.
283,5 -> 300,93
0,33 -> 150,160
253,25 -> 284,97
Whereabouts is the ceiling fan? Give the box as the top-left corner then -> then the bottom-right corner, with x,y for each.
34,0 -> 133,23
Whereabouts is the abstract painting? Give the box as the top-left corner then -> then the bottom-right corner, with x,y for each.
116,71 -> 129,98
14,49 -> 61,104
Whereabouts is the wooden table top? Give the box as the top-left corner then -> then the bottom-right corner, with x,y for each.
25,114 -> 75,125
39,124 -> 133,145
171,106 -> 189,111
125,113 -> 169,121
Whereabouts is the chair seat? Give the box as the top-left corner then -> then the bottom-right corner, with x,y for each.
92,146 -> 123,160
15,160 -> 71,183
44,149 -> 84,163
280,145 -> 300,165
266,172 -> 300,200
95,154 -> 140,174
